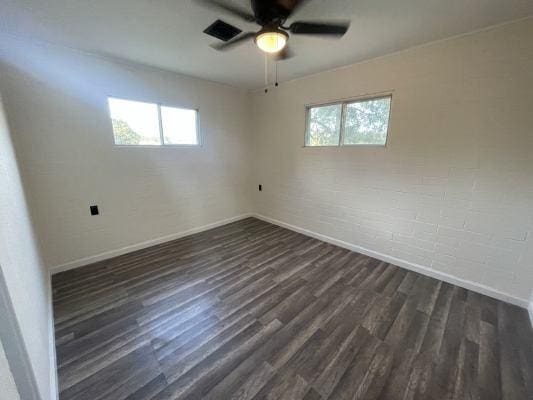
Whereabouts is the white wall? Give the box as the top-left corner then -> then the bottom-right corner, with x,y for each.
251,18 -> 533,305
0,35 -> 252,270
0,92 -> 55,398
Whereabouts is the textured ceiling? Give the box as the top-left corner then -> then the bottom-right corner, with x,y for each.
1,0 -> 532,88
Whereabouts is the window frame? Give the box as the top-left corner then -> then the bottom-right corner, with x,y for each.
107,97 -> 201,148
304,101 -> 344,147
304,93 -> 392,148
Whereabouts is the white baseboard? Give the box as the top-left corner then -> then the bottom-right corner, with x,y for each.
48,211 -> 528,309
47,273 -> 59,400
49,213 -> 253,275
528,297 -> 533,329
253,213 -> 529,308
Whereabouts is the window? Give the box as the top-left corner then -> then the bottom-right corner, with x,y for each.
160,106 -> 198,145
108,97 -> 199,146
307,103 -> 343,146
305,95 -> 391,147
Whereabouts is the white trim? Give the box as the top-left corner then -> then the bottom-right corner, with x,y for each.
157,103 -> 165,145
528,292 -> 533,329
49,213 -> 252,274
0,266 -> 41,400
253,213 -> 529,308
47,274 -> 59,400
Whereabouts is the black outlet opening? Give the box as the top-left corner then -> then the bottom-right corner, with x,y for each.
90,205 -> 99,216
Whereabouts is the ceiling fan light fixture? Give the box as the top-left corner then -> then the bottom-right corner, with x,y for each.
255,29 -> 288,53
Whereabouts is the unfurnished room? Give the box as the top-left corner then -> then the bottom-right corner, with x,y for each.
0,1 -> 532,399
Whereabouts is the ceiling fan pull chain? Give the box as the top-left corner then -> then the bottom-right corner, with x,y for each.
275,60 -> 279,87
264,52 -> 268,93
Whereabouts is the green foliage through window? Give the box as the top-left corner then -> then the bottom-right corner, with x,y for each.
112,118 -> 142,145
108,97 -> 199,146
308,104 -> 342,146
306,96 -> 391,147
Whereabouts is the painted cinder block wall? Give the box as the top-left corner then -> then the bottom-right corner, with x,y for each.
0,35 -> 253,271
250,18 -> 533,305
0,92 -> 56,399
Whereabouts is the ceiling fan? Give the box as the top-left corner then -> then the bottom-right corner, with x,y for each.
198,0 -> 350,60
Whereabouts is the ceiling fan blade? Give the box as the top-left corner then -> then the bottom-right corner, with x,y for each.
197,0 -> 256,23
289,21 -> 350,36
274,46 -> 294,61
211,32 -> 256,51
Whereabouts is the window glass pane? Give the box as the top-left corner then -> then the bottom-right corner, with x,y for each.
306,104 -> 342,146
161,106 -> 198,145
343,97 -> 391,145
108,98 -> 161,145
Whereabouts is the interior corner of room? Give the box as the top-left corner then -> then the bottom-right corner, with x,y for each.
0,1 -> 532,399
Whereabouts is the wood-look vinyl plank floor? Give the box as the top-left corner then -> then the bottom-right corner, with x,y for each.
52,217 -> 533,400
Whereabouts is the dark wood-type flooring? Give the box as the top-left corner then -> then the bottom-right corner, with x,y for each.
52,217 -> 533,400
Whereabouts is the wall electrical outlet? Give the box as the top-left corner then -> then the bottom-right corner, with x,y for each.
90,205 -> 99,216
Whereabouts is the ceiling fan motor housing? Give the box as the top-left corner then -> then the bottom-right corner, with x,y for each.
200,0 -> 349,56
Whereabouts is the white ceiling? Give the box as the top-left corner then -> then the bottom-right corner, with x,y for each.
1,0 -> 532,88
